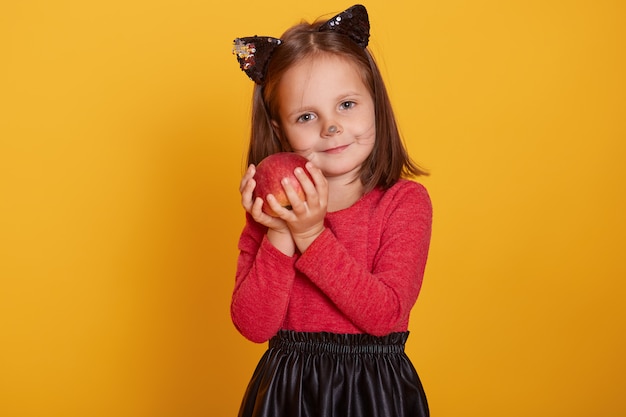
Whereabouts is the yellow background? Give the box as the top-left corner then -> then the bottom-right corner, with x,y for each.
1,0 -> 625,416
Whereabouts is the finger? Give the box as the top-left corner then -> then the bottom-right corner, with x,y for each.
239,164 -> 256,193
249,196 -> 267,219
305,162 -> 327,189
305,162 -> 328,206
293,166 -> 315,195
239,165 -> 255,193
240,177 -> 257,211
250,196 -> 274,222
279,177 -> 308,215
266,193 -> 292,218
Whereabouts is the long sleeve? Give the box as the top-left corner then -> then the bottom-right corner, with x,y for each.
231,180 -> 432,342
295,182 -> 432,336
231,214 -> 297,343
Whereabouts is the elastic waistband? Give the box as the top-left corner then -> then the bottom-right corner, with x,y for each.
269,330 -> 409,354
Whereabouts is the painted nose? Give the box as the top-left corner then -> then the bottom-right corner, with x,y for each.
323,124 -> 342,137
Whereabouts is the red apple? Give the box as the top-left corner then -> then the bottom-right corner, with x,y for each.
253,152 -> 312,217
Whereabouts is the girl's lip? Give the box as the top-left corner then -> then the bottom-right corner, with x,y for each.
324,144 -> 349,154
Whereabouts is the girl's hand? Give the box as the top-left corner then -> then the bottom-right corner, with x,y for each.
240,164 -> 282,227
240,164 -> 295,255
270,162 -> 328,253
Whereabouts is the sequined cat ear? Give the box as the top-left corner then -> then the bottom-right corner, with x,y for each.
232,36 -> 282,84
319,4 -> 370,48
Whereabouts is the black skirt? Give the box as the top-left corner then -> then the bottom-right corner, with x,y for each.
238,330 -> 429,417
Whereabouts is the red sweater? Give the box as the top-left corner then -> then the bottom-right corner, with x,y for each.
231,179 -> 432,343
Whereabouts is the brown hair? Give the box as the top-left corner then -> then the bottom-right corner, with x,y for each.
246,20 -> 428,192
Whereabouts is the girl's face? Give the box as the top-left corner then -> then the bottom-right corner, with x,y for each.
272,54 -> 376,182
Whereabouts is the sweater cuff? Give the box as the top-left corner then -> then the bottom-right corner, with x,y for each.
295,228 -> 335,272
260,233 -> 298,266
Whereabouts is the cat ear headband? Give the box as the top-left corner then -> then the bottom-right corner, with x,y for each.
232,4 -> 370,85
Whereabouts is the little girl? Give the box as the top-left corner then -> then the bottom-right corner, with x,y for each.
231,5 -> 432,416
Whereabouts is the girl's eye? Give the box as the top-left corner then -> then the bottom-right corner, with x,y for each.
340,101 -> 356,110
297,113 -> 316,123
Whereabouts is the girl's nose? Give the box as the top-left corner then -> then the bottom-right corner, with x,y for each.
322,123 -> 342,137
